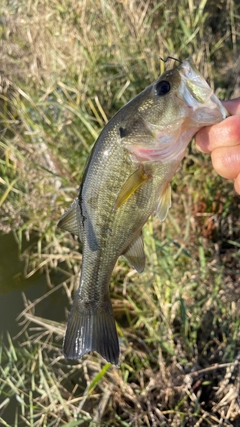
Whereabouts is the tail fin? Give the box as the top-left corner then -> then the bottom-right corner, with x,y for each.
63,297 -> 119,365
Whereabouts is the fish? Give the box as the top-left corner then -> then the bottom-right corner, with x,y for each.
58,59 -> 227,365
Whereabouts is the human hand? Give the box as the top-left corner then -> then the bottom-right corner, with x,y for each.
195,98 -> 240,194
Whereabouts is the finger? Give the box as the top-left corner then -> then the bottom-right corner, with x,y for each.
211,145 -> 240,180
223,98 -> 240,116
234,174 -> 240,194
195,115 -> 240,154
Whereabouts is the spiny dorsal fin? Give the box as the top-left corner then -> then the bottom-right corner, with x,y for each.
57,198 -> 82,240
156,183 -> 171,222
114,166 -> 151,211
122,233 -> 145,273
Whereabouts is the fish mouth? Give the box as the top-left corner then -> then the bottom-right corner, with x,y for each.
178,60 -> 228,124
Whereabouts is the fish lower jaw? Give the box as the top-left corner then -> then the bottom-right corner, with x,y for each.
186,105 -> 226,126
184,95 -> 227,125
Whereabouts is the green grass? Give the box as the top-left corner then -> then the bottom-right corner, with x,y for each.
0,0 -> 240,425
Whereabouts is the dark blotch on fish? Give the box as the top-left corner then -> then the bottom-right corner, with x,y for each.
119,127 -> 128,138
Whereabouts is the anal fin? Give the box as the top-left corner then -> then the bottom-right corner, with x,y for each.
122,233 -> 145,273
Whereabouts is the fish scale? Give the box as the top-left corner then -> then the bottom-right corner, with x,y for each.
58,59 -> 227,364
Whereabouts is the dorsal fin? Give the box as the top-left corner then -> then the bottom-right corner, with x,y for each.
57,198 -> 83,240
122,233 -> 145,273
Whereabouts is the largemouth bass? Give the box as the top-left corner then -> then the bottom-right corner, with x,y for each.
58,59 -> 227,365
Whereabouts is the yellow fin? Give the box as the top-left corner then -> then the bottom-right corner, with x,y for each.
114,167 -> 151,211
156,183 -> 171,222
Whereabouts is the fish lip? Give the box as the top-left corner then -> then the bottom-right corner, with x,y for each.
177,60 -> 227,122
178,60 -> 213,104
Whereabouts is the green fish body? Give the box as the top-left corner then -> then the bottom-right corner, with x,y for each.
58,60 -> 227,364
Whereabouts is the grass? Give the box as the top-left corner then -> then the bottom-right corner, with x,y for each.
0,0 -> 240,425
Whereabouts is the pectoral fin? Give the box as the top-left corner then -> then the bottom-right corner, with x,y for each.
122,233 -> 145,273
156,183 -> 172,222
57,198 -> 82,240
114,167 -> 151,211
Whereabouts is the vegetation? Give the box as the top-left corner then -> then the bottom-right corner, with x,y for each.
0,0 -> 240,425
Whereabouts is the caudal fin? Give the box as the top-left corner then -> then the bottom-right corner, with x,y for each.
63,297 -> 119,365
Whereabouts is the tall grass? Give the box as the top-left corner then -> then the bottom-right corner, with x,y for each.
0,0 -> 240,425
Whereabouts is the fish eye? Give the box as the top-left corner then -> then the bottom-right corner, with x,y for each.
155,80 -> 171,96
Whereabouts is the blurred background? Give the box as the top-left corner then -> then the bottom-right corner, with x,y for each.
0,1 -> 239,426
